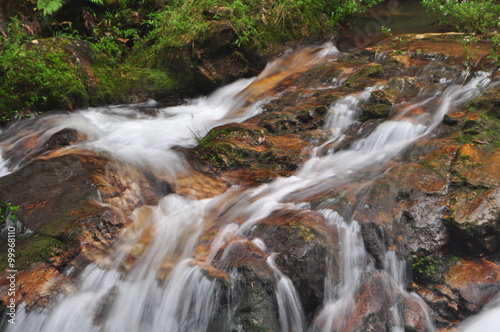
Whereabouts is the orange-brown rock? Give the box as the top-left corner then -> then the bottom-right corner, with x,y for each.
174,170 -> 229,199
0,263 -> 73,310
445,259 -> 500,312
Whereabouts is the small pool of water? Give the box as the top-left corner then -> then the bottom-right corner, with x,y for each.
338,0 -> 453,50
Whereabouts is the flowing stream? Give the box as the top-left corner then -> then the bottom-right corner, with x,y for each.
1,45 -> 498,331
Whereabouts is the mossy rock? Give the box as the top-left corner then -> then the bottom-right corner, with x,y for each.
387,76 -> 418,98
455,112 -> 500,150
195,123 -> 267,168
465,85 -> 500,120
0,37 -> 177,124
344,64 -> 384,88
359,89 -> 399,121
258,107 -> 327,134
302,62 -> 343,85
197,141 -> 259,168
0,234 -> 76,272
315,92 -> 341,105
258,113 -> 300,134
198,123 -> 266,147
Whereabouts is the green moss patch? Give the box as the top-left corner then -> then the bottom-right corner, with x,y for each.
344,64 -> 384,88
0,233 -> 77,272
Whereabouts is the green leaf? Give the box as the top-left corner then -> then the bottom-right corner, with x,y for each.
37,0 -> 65,16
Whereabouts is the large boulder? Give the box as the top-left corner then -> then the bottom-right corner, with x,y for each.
251,209 -> 341,318
0,145 -> 171,307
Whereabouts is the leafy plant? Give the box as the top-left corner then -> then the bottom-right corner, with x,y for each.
488,33 -> 500,66
380,26 -> 392,36
462,34 -> 480,76
0,203 -> 20,225
411,255 -> 439,282
37,0 -> 64,16
37,0 -> 105,16
422,0 -> 500,33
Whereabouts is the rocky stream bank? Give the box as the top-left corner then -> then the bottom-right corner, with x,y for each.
0,33 -> 499,331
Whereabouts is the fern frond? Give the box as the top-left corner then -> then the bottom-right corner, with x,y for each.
37,0 -> 65,16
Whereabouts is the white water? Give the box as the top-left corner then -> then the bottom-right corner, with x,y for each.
0,77 -> 257,177
267,255 -> 306,332
314,210 -> 367,332
459,294 -> 500,332
2,47 -> 496,331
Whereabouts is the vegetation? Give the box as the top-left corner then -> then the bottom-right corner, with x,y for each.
0,203 -> 19,225
3,0 -> 500,125
37,0 -> 105,17
411,255 -> 439,282
0,0 -> 387,124
422,0 -> 500,33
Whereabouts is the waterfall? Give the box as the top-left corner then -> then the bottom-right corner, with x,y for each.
314,211 -> 367,332
1,44 -> 496,332
267,255 -> 306,332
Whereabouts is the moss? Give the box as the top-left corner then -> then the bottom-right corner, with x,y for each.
360,103 -> 392,121
420,159 -> 447,178
304,63 -> 343,85
454,111 -> 500,150
245,320 -> 273,332
316,93 -> 340,105
258,113 -> 299,134
0,233 -> 76,271
198,126 -> 265,147
290,221 -> 315,243
0,36 -> 180,124
258,107 -> 327,135
344,64 -> 384,88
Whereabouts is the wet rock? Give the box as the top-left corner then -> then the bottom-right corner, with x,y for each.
0,117 -> 87,169
386,76 -> 419,99
353,174 -> 401,229
0,153 -> 167,232
465,84 -> 500,119
212,240 -> 282,332
445,259 -> 500,313
445,186 -> 500,255
359,89 -> 399,121
193,122 -> 310,179
313,271 -> 402,332
400,292 -> 434,332
442,110 -> 468,129
44,128 -> 84,150
174,171 -> 230,199
195,21 -> 254,91
414,258 -> 500,329
352,272 -> 398,331
415,283 -> 461,327
335,271 -> 433,332
451,144 -> 500,188
257,106 -> 328,134
0,262 -> 75,310
344,63 -> 384,89
401,198 -> 449,254
0,151 -> 170,307
361,222 -> 388,267
250,209 -> 341,318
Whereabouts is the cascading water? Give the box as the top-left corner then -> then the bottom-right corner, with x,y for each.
1,44 -> 497,332
267,255 -> 306,332
0,77 -> 257,178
